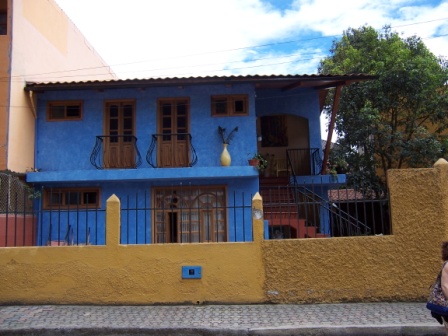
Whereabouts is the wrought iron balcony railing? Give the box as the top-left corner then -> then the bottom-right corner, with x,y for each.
146,133 -> 198,168
90,135 -> 142,169
286,148 -> 323,176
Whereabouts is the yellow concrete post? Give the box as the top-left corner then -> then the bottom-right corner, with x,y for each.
106,194 -> 120,247
434,158 -> 448,240
252,192 -> 264,243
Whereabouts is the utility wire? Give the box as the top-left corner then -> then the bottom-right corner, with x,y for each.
6,17 -> 448,80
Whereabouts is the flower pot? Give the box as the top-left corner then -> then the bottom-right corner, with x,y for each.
248,159 -> 260,167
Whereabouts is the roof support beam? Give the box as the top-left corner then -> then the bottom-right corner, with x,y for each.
321,85 -> 342,175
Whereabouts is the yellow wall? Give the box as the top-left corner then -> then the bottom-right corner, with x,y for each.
1,163 -> 447,304
263,159 -> 448,303
0,194 -> 266,304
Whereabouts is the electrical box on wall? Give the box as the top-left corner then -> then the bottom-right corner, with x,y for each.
182,266 -> 202,279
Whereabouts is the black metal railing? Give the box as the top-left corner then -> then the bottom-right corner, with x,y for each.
90,135 -> 142,169
286,148 -> 323,177
0,173 -> 36,247
1,186 -> 106,247
261,182 -> 390,239
120,191 -> 252,244
146,133 -> 198,168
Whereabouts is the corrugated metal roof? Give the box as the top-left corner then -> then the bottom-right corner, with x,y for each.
25,73 -> 377,92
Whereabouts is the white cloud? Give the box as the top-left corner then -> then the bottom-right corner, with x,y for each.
54,0 -> 448,79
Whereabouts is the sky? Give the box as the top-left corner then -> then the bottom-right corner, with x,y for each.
53,0 -> 448,80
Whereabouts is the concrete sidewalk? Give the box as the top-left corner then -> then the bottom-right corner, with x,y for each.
0,302 -> 444,335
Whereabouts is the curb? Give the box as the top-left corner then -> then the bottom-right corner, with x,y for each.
0,325 -> 445,336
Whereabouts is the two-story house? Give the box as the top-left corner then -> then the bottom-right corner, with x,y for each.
25,74 -> 373,246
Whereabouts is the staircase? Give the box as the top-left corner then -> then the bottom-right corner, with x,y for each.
259,177 -> 328,239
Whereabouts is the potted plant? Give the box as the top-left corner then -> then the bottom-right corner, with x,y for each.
248,153 -> 268,171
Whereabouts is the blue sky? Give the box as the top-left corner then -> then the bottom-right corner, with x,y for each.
54,0 -> 448,80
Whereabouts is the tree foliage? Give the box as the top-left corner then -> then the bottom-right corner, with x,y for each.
319,25 -> 448,197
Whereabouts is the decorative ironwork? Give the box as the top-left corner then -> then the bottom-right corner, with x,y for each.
146,133 -> 198,168
90,135 -> 142,169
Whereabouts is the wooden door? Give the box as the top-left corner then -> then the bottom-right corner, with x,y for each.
158,99 -> 189,167
104,101 -> 135,168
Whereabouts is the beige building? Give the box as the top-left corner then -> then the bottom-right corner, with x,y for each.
0,0 -> 116,174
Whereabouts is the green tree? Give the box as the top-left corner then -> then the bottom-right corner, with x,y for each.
319,25 -> 448,197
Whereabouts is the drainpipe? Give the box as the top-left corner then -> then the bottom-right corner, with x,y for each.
28,91 -> 37,119
321,85 -> 342,175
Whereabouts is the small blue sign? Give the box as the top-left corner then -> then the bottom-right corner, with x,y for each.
182,266 -> 202,279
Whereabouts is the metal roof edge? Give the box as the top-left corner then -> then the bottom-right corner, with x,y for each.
24,74 -> 377,92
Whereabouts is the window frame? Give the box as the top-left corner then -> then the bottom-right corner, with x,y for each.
152,186 -> 227,243
0,11 -> 7,35
47,101 -> 83,121
44,188 -> 100,209
211,94 -> 248,117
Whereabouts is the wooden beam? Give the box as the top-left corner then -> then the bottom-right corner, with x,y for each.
321,85 -> 342,175
318,89 -> 328,114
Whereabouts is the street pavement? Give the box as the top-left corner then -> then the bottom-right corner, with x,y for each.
0,302 -> 445,335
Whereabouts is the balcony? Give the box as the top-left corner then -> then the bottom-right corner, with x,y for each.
90,135 -> 142,169
146,133 -> 198,168
286,148 -> 323,176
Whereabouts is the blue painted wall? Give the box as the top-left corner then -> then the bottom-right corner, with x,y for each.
29,82 -> 324,244
35,84 -> 259,171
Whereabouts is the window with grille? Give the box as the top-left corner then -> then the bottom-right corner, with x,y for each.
44,188 -> 100,209
153,186 -> 227,243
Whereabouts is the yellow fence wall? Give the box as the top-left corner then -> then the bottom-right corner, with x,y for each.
1,161 -> 448,304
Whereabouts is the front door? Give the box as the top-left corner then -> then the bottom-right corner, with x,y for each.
104,101 -> 135,168
158,98 -> 189,167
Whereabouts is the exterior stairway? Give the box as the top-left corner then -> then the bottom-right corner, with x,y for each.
259,176 -> 328,239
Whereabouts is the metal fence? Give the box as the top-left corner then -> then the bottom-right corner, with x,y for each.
261,183 -> 390,239
1,177 -> 390,247
119,191 -> 253,244
0,177 -> 106,247
0,173 -> 37,247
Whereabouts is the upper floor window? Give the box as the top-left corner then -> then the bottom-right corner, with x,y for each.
47,101 -> 83,121
211,95 -> 248,116
0,0 -> 7,35
44,188 -> 100,209
0,11 -> 6,35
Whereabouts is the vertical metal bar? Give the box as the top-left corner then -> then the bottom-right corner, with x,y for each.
75,192 -> 79,245
235,191 -> 239,242
39,187 -> 44,246
126,195 -> 130,244
135,192 -> 139,244
57,189 -> 62,245
5,182 -> 9,246
95,202 -> 98,245
144,189 -> 148,244
21,188 -> 26,246
13,191 -> 18,246
85,194 -> 89,245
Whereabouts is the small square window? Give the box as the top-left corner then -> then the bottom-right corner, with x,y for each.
47,101 -> 82,121
211,95 -> 248,116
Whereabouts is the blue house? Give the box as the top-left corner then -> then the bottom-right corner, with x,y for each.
25,75 -> 373,245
